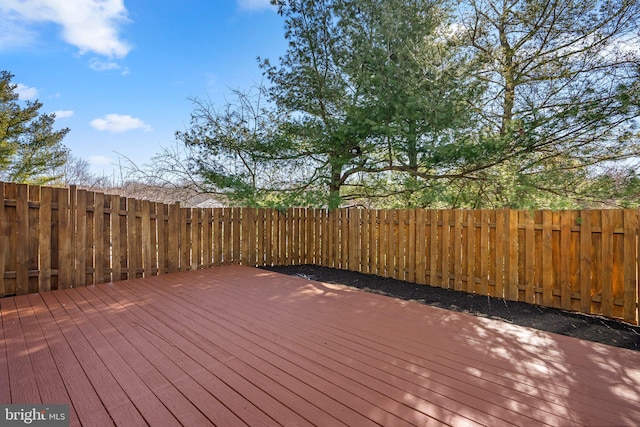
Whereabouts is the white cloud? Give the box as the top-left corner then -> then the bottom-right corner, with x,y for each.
53,110 -> 74,119
89,155 -> 113,165
0,15 -> 38,50
237,0 -> 274,11
89,58 -> 130,75
15,83 -> 38,100
0,0 -> 131,58
90,114 -> 152,133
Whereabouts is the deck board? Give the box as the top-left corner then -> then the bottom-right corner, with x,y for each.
11,296 -> 80,426
1,265 -> 639,426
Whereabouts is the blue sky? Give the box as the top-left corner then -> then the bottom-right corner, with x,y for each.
0,0 -> 287,178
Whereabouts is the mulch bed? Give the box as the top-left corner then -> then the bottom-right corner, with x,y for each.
261,264 -> 640,352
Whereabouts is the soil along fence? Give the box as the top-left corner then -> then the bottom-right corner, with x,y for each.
1,182 -> 639,324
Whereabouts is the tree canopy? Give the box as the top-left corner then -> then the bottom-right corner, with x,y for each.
0,71 -> 70,184
174,0 -> 640,209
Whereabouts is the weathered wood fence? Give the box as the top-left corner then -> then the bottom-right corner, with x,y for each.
1,182 -> 638,324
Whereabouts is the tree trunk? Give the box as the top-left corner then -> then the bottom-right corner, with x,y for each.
328,161 -> 343,210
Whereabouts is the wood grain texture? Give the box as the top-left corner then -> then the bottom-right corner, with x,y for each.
2,266 -> 639,426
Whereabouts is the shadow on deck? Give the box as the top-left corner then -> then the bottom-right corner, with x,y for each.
1,265 -> 639,426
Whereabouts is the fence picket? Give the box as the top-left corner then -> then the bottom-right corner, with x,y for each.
203,208 -> 212,269
600,210 -> 614,317
94,192 -> 104,284
76,190 -> 87,287
466,210 -> 475,293
58,186 -> 73,289
16,184 -> 29,295
429,209 -> 438,287
542,211 -> 554,306
524,211 -> 535,304
453,210 -> 463,291
39,186 -> 52,292
623,209 -> 637,323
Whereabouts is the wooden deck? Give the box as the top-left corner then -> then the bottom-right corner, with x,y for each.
1,266 -> 639,426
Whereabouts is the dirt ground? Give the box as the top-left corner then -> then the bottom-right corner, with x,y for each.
261,264 -> 640,352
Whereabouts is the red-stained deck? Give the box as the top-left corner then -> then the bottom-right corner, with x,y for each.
1,265 -> 639,426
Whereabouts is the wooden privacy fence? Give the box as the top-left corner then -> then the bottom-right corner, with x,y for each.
1,182 -> 639,324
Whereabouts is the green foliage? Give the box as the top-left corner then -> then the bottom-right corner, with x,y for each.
0,71 -> 69,184
454,0 -> 640,207
176,0 -> 640,209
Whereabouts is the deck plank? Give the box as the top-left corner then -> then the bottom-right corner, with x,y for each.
79,285 -> 246,427
2,297 -> 40,404
12,295 -> 80,426
53,288 -> 185,427
90,281 -> 278,426
25,293 -> 114,426
69,286 -> 218,427
0,299 -> 11,403
1,265 -> 639,427
38,291 -> 146,426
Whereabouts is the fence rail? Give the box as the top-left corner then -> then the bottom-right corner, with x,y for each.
1,182 -> 638,324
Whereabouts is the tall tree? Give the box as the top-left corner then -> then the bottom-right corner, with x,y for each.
333,0 -> 481,206
0,71 -> 69,184
263,0 -> 478,207
456,0 -> 640,207
263,0 -> 359,208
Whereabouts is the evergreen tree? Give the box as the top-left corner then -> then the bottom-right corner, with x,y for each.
0,71 -> 70,184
